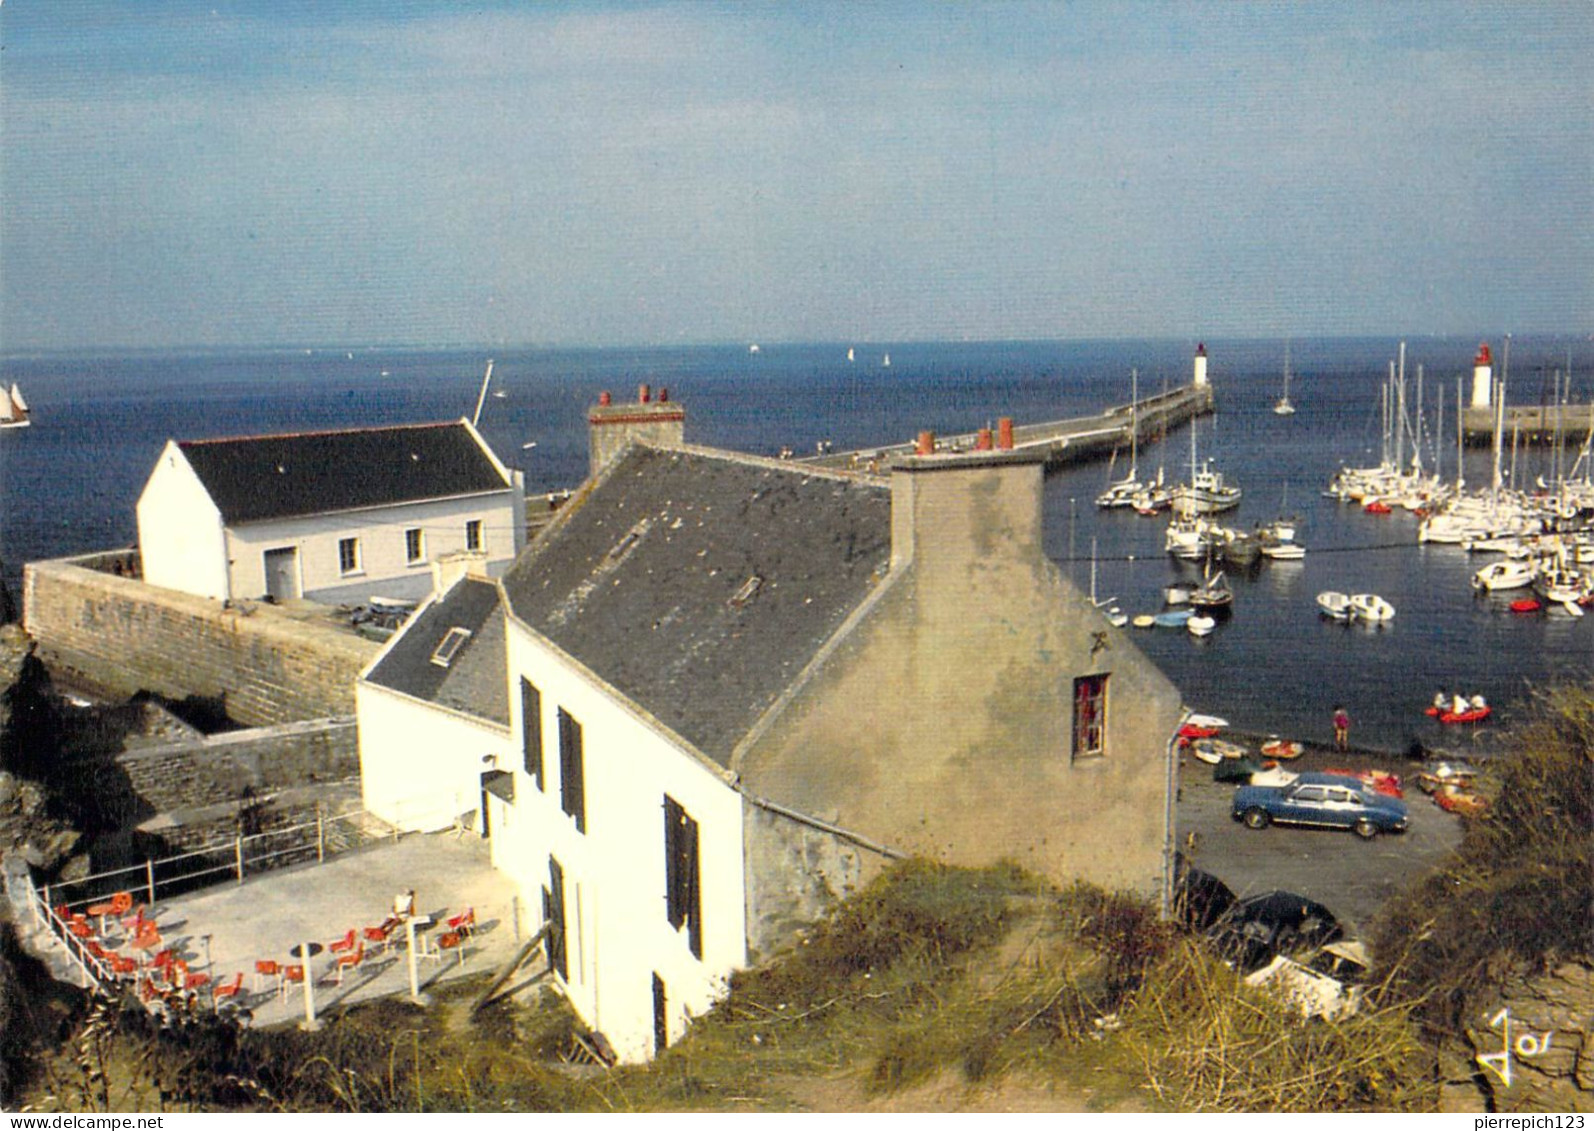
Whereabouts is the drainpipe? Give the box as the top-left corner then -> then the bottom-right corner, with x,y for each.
1161,710 -> 1193,920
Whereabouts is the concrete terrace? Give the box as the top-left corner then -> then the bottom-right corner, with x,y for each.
146,832 -> 534,1028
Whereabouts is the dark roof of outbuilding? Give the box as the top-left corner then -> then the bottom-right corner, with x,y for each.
501,446 -> 893,767
363,577 -> 508,726
178,420 -> 509,525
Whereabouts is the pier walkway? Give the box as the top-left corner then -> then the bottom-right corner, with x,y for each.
800,382 -> 1215,473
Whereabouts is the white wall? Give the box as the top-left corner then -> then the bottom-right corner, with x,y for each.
225,490 -> 520,602
355,680 -> 513,832
494,620 -> 748,1063
136,443 -> 230,600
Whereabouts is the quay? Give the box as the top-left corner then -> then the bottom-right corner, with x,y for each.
802,380 -> 1216,473
1460,402 -> 1594,447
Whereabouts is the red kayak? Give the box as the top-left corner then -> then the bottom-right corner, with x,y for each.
1439,705 -> 1492,724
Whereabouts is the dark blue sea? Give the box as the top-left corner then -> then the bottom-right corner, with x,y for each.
4,337 -> 1592,753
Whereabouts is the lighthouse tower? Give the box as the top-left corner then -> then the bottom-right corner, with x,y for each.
1470,343 -> 1493,409
1193,343 -> 1209,389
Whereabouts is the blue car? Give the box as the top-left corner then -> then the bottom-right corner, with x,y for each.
1232,772 -> 1409,839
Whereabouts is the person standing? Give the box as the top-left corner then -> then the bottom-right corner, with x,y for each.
1333,705 -> 1350,751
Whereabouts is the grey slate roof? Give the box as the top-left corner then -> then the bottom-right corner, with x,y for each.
179,421 -> 509,525
501,446 -> 893,767
364,578 -> 509,726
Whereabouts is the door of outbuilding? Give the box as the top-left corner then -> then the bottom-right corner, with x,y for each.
263,547 -> 300,601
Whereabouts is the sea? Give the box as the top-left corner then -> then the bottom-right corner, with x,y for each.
3,336 -> 1592,755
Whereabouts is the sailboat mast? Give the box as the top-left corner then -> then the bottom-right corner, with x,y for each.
1129,368 -> 1139,477
471,359 -> 495,428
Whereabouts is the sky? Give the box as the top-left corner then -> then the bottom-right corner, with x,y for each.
1,1 -> 1590,350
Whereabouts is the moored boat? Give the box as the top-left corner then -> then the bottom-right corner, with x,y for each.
1316,591 -> 1351,620
0,383 -> 29,430
1348,593 -> 1395,622
1473,560 -> 1537,592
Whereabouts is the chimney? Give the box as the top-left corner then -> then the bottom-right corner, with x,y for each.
888,429 -> 1047,573
588,385 -> 687,478
997,417 -> 1015,450
432,549 -> 489,595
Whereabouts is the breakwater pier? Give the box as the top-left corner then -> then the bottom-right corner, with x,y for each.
803,380 -> 1215,473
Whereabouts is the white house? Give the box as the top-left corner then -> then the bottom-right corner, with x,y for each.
357,401 -> 1184,1064
136,419 -> 525,604
357,560 -> 515,833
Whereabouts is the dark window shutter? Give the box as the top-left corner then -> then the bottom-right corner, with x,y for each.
521,678 -> 543,788
559,708 -> 585,832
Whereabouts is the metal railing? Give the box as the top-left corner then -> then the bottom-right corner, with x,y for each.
42,810 -> 402,919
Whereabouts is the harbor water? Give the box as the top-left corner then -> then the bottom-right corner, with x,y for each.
3,337 -> 1591,753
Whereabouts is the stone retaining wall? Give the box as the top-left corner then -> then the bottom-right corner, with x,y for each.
23,556 -> 378,727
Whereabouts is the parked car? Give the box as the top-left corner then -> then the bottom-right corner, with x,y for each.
1231,772 -> 1409,839
1207,890 -> 1343,974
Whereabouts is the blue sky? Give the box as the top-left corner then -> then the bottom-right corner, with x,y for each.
2,1 -> 1589,349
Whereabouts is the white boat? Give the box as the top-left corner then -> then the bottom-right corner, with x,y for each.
1273,342 -> 1296,416
1185,713 -> 1229,729
749,343 -> 761,354
1472,560 -> 1536,592
1171,462 -> 1242,517
847,347 -> 855,362
1317,591 -> 1352,620
1261,542 -> 1306,561
1187,614 -> 1217,637
1349,593 -> 1396,622
1164,584 -> 1192,606
882,353 -> 891,367
0,383 -> 30,429
1096,369 -> 1145,508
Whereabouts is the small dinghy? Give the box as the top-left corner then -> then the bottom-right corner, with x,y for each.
1189,737 -> 1247,764
1154,608 -> 1195,628
1187,613 -> 1216,636
1260,737 -> 1304,761
1316,591 -> 1351,620
1349,593 -> 1395,622
1132,613 -> 1157,628
1261,542 -> 1306,561
1509,598 -> 1542,614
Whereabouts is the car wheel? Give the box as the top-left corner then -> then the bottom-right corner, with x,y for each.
1354,819 -> 1378,840
1242,807 -> 1270,830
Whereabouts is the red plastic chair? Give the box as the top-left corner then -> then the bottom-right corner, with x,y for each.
446,908 -> 476,937
254,958 -> 283,995
436,930 -> 467,969
282,964 -> 305,997
109,955 -> 138,980
328,928 -> 357,954
87,891 -> 133,932
363,923 -> 394,956
329,942 -> 365,985
212,972 -> 244,1005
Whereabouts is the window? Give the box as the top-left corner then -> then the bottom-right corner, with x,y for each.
545,856 -> 568,980
1071,673 -> 1108,761
430,627 -> 471,668
338,537 -> 361,575
405,527 -> 425,564
521,678 -> 543,788
465,519 -> 483,552
664,795 -> 701,959
558,708 -> 585,832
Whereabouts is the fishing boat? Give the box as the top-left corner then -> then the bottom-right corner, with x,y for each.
1170,423 -> 1242,517
1273,342 -> 1296,416
0,383 -> 29,429
1316,591 -> 1352,620
1188,568 -> 1233,614
1348,593 -> 1396,622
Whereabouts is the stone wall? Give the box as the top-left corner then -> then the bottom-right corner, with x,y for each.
23,556 -> 379,727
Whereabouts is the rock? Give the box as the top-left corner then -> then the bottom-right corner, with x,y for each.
1462,960 -> 1594,1112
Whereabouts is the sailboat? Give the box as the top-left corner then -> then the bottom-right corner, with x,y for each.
882,353 -> 891,368
0,383 -> 30,430
1274,341 -> 1296,416
847,347 -> 855,362
1096,369 -> 1145,508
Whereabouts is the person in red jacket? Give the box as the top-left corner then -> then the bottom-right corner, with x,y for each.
1333,706 -> 1351,751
